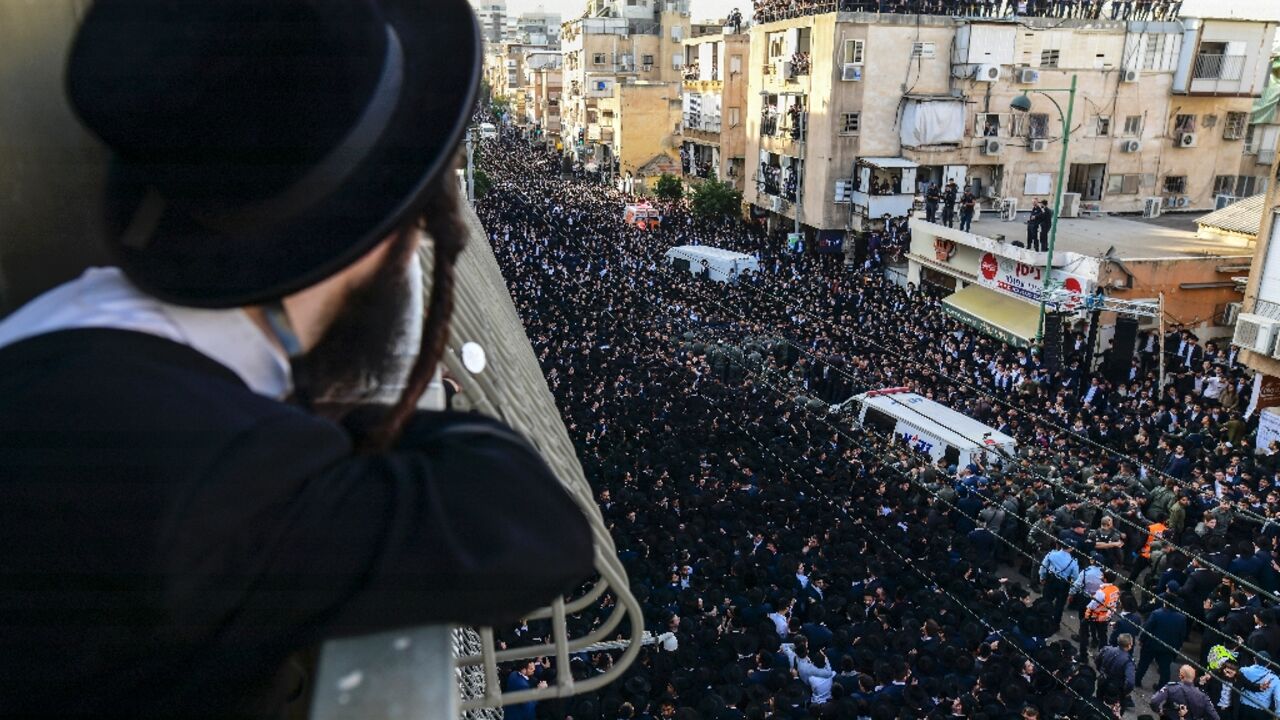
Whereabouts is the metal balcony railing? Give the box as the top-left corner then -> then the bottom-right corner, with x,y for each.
1192,53 -> 1246,81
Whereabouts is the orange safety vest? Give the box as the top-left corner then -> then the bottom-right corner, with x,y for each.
1141,522 -> 1167,559
1084,583 -> 1120,623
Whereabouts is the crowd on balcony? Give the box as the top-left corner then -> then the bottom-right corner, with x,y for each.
751,0 -> 1183,22
476,127 -> 1280,720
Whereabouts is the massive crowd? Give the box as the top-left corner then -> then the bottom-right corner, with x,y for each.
476,128 -> 1280,720
749,0 -> 1182,23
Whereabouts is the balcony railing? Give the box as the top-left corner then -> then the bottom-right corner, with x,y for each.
1192,54 -> 1246,81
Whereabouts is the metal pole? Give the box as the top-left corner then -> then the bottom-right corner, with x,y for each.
466,128 -> 475,203
795,104 -> 805,236
1158,291 -> 1166,390
1036,74 -> 1077,342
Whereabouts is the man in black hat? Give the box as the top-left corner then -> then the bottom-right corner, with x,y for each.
0,1 -> 592,716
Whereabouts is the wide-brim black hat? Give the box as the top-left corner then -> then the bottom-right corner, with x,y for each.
67,0 -> 480,308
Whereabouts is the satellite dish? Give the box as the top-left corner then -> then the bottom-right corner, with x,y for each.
461,342 -> 487,375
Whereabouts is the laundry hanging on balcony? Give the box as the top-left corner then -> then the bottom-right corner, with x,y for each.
899,98 -> 965,148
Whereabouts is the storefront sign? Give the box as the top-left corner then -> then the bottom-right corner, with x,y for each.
977,252 -> 1093,306
1257,407 -> 1280,453
934,239 -> 956,262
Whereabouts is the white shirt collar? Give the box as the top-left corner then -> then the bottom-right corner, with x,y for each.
0,267 -> 291,399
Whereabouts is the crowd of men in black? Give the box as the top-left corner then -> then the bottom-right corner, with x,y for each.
477,128 -> 1280,720
749,0 -> 1181,23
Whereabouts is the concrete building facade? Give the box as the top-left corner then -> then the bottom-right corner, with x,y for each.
560,2 -> 691,185
679,31 -> 751,191
741,11 -> 1277,245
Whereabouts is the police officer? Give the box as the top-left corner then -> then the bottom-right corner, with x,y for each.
1151,665 -> 1220,720
942,180 -> 958,228
1027,201 -> 1045,250
1039,540 -> 1079,629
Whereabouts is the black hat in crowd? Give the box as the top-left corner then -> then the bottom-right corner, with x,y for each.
66,0 -> 481,308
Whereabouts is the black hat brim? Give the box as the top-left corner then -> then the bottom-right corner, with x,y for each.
99,0 -> 480,308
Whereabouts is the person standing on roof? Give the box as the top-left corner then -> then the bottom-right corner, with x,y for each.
0,1 -> 593,716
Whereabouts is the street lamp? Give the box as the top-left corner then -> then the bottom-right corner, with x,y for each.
1010,73 -> 1077,342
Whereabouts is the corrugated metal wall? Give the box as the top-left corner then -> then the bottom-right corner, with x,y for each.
0,0 -> 110,315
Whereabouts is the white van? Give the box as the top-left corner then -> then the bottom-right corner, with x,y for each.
664,246 -> 760,284
478,122 -> 498,140
849,388 -> 1017,469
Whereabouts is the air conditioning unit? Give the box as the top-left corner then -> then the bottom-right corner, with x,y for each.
1061,192 -> 1082,218
1019,68 -> 1041,84
1000,198 -> 1018,221
975,64 -> 1002,82
841,63 -> 863,82
1121,69 -> 1139,83
1121,139 -> 1142,153
1214,193 -> 1239,210
1233,313 -> 1280,354
1029,139 -> 1049,152
1178,132 -> 1198,148
770,196 -> 783,212
1142,197 -> 1162,218
981,138 -> 1004,155
1223,302 -> 1242,327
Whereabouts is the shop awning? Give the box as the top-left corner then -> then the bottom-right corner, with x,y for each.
941,285 -> 1040,348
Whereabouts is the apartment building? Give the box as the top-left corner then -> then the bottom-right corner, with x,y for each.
1234,136 -> 1280,385
514,9 -> 563,46
485,41 -> 560,120
742,10 -> 1277,244
526,61 -> 565,148
1237,54 -> 1280,197
679,30 -> 751,191
560,0 -> 691,185
473,0 -> 509,46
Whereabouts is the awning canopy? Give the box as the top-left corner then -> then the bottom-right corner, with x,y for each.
858,156 -> 919,169
941,285 -> 1039,348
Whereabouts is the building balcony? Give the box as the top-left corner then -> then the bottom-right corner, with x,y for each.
1193,54 -> 1245,82
850,191 -> 915,219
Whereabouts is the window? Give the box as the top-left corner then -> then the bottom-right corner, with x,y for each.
730,54 -> 742,74
1024,173 -> 1053,195
1163,176 -> 1186,194
844,39 -> 864,65
1123,115 -> 1144,137
1141,35 -> 1167,70
1040,49 -> 1060,68
1010,114 -> 1027,138
1106,174 -> 1142,194
728,107 -> 741,127
672,53 -> 683,70
1095,115 -> 1111,137
671,25 -> 682,41
1028,113 -> 1050,139
1224,112 -> 1247,140
840,112 -> 861,134
912,42 -> 936,59
976,113 -> 1002,137
642,54 -> 654,67
1237,176 -> 1266,196
1174,114 -> 1196,133
1213,175 -> 1235,195
1245,124 -> 1258,153
592,53 -> 607,65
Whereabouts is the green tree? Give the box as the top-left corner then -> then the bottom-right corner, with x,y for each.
473,168 -> 492,199
689,179 -> 743,222
490,96 -> 511,119
655,173 -> 684,201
